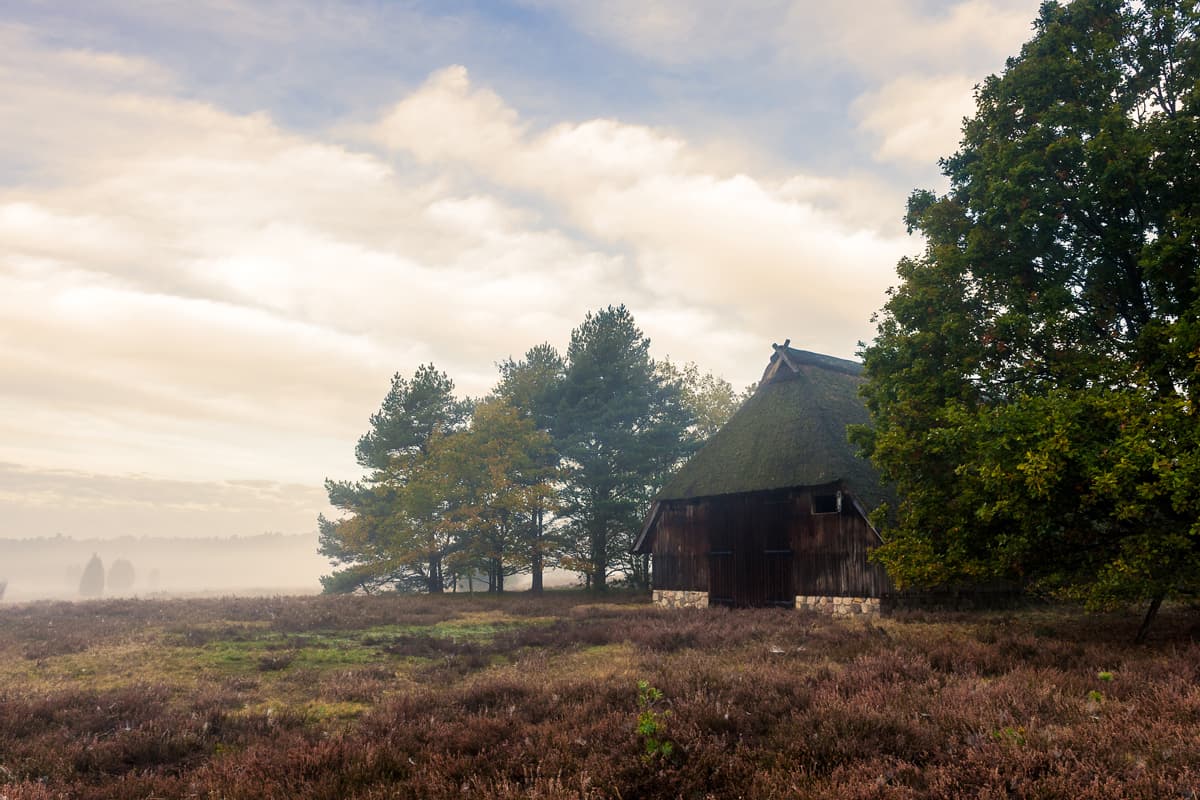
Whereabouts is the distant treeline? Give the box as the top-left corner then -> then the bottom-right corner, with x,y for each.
0,533 -> 329,602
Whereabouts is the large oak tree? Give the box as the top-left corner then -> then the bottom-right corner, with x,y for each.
858,0 -> 1199,639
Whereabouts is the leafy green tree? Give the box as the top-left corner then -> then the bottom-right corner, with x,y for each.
657,359 -> 742,441
320,364 -> 471,594
431,398 -> 559,592
554,305 -> 698,590
857,0 -> 1200,639
493,345 -> 567,592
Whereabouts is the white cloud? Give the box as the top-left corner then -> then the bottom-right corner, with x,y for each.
0,40 -> 635,491
0,25 -> 926,536
0,462 -> 332,540
534,0 -> 1037,77
532,1 -> 1040,167
370,66 -> 911,359
526,0 -> 790,65
853,73 -> 979,164
779,0 -> 1037,78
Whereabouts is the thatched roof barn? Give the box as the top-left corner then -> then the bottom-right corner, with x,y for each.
633,342 -> 894,612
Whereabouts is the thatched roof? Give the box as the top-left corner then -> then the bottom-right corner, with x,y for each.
655,343 -> 891,511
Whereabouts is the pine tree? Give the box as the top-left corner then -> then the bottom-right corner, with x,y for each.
79,554 -> 104,598
320,364 -> 472,593
554,306 -> 697,590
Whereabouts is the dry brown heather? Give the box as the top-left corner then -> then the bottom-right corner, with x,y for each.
1,594 -> 1198,799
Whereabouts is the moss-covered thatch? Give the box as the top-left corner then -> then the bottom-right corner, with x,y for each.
657,347 -> 891,511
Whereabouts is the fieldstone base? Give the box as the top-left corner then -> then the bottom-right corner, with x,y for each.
796,595 -> 881,616
652,589 -> 709,609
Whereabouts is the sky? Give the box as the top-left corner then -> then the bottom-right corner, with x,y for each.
0,0 -> 1044,542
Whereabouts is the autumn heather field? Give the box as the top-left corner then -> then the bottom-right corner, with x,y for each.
1,594 -> 1199,799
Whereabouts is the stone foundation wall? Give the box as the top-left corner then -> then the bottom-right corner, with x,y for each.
796,595 -> 881,616
652,589 -> 709,609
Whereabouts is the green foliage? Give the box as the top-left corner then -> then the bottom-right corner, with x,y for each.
424,397 -> 560,592
635,680 -> 675,760
495,343 -> 566,432
656,359 -> 742,441
859,0 -> 1200,626
322,308 -> 706,594
354,364 -> 472,472
990,726 -> 1027,746
553,306 -> 698,590
321,364 -> 471,594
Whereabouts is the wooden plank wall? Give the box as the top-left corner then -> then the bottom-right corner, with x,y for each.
650,486 -> 894,604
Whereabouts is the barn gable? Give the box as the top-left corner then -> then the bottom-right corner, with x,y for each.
635,342 -> 894,612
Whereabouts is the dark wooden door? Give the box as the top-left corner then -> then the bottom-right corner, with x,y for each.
762,550 -> 794,606
761,497 -> 794,607
708,551 -> 733,606
718,496 -> 796,608
705,494 -> 796,608
708,499 -> 735,606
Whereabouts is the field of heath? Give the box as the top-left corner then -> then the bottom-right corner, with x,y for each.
1,592 -> 1198,799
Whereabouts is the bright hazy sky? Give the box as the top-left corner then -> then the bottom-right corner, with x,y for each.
0,0 -> 1043,540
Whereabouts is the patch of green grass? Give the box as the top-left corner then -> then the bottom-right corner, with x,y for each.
189,631 -> 394,674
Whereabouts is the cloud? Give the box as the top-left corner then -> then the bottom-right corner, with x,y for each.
522,0 -> 791,66
779,0 -> 1037,78
371,66 -> 912,358
534,0 -> 1037,77
853,73 -> 979,164
1,25 -> 918,524
0,462 -> 331,539
0,39 -> 634,489
530,1 -> 1040,167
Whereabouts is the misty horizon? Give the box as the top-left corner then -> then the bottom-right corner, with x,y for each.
0,532 -> 330,603
0,532 -> 582,603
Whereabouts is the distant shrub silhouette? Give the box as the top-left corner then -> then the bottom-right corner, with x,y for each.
108,559 -> 135,592
79,554 -> 105,598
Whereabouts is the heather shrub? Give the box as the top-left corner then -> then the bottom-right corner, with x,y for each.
3,594 -> 1200,798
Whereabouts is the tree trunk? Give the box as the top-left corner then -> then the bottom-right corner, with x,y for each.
1135,593 -> 1164,644
428,555 -> 443,593
591,521 -> 608,592
530,508 -> 544,594
531,552 -> 544,593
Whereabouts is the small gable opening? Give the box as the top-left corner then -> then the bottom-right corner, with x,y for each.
812,492 -> 840,515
